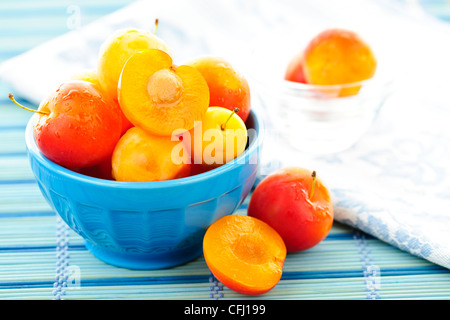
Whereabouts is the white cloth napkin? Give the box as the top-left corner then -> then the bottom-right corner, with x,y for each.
1,0 -> 450,269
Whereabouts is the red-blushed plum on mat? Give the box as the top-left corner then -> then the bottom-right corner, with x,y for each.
248,167 -> 334,253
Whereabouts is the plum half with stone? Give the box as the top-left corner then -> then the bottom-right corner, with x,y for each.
118,49 -> 210,136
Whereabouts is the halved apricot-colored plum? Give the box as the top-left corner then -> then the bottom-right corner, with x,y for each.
203,215 -> 287,295
111,126 -> 190,182
118,49 -> 210,136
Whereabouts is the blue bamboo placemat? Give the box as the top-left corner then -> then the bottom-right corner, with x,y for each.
1,0 -> 450,300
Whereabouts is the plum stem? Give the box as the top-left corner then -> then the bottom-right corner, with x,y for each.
221,108 -> 240,131
8,93 -> 49,115
309,171 -> 317,200
154,18 -> 159,35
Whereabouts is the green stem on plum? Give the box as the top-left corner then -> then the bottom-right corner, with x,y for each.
154,18 -> 159,35
8,93 -> 49,115
221,108 -> 240,131
309,171 -> 317,200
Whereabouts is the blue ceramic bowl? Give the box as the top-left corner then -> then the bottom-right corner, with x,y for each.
25,110 -> 263,270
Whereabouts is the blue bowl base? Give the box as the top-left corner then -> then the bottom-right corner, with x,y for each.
84,241 -> 204,270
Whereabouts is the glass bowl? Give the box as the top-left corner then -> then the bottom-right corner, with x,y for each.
247,29 -> 396,154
